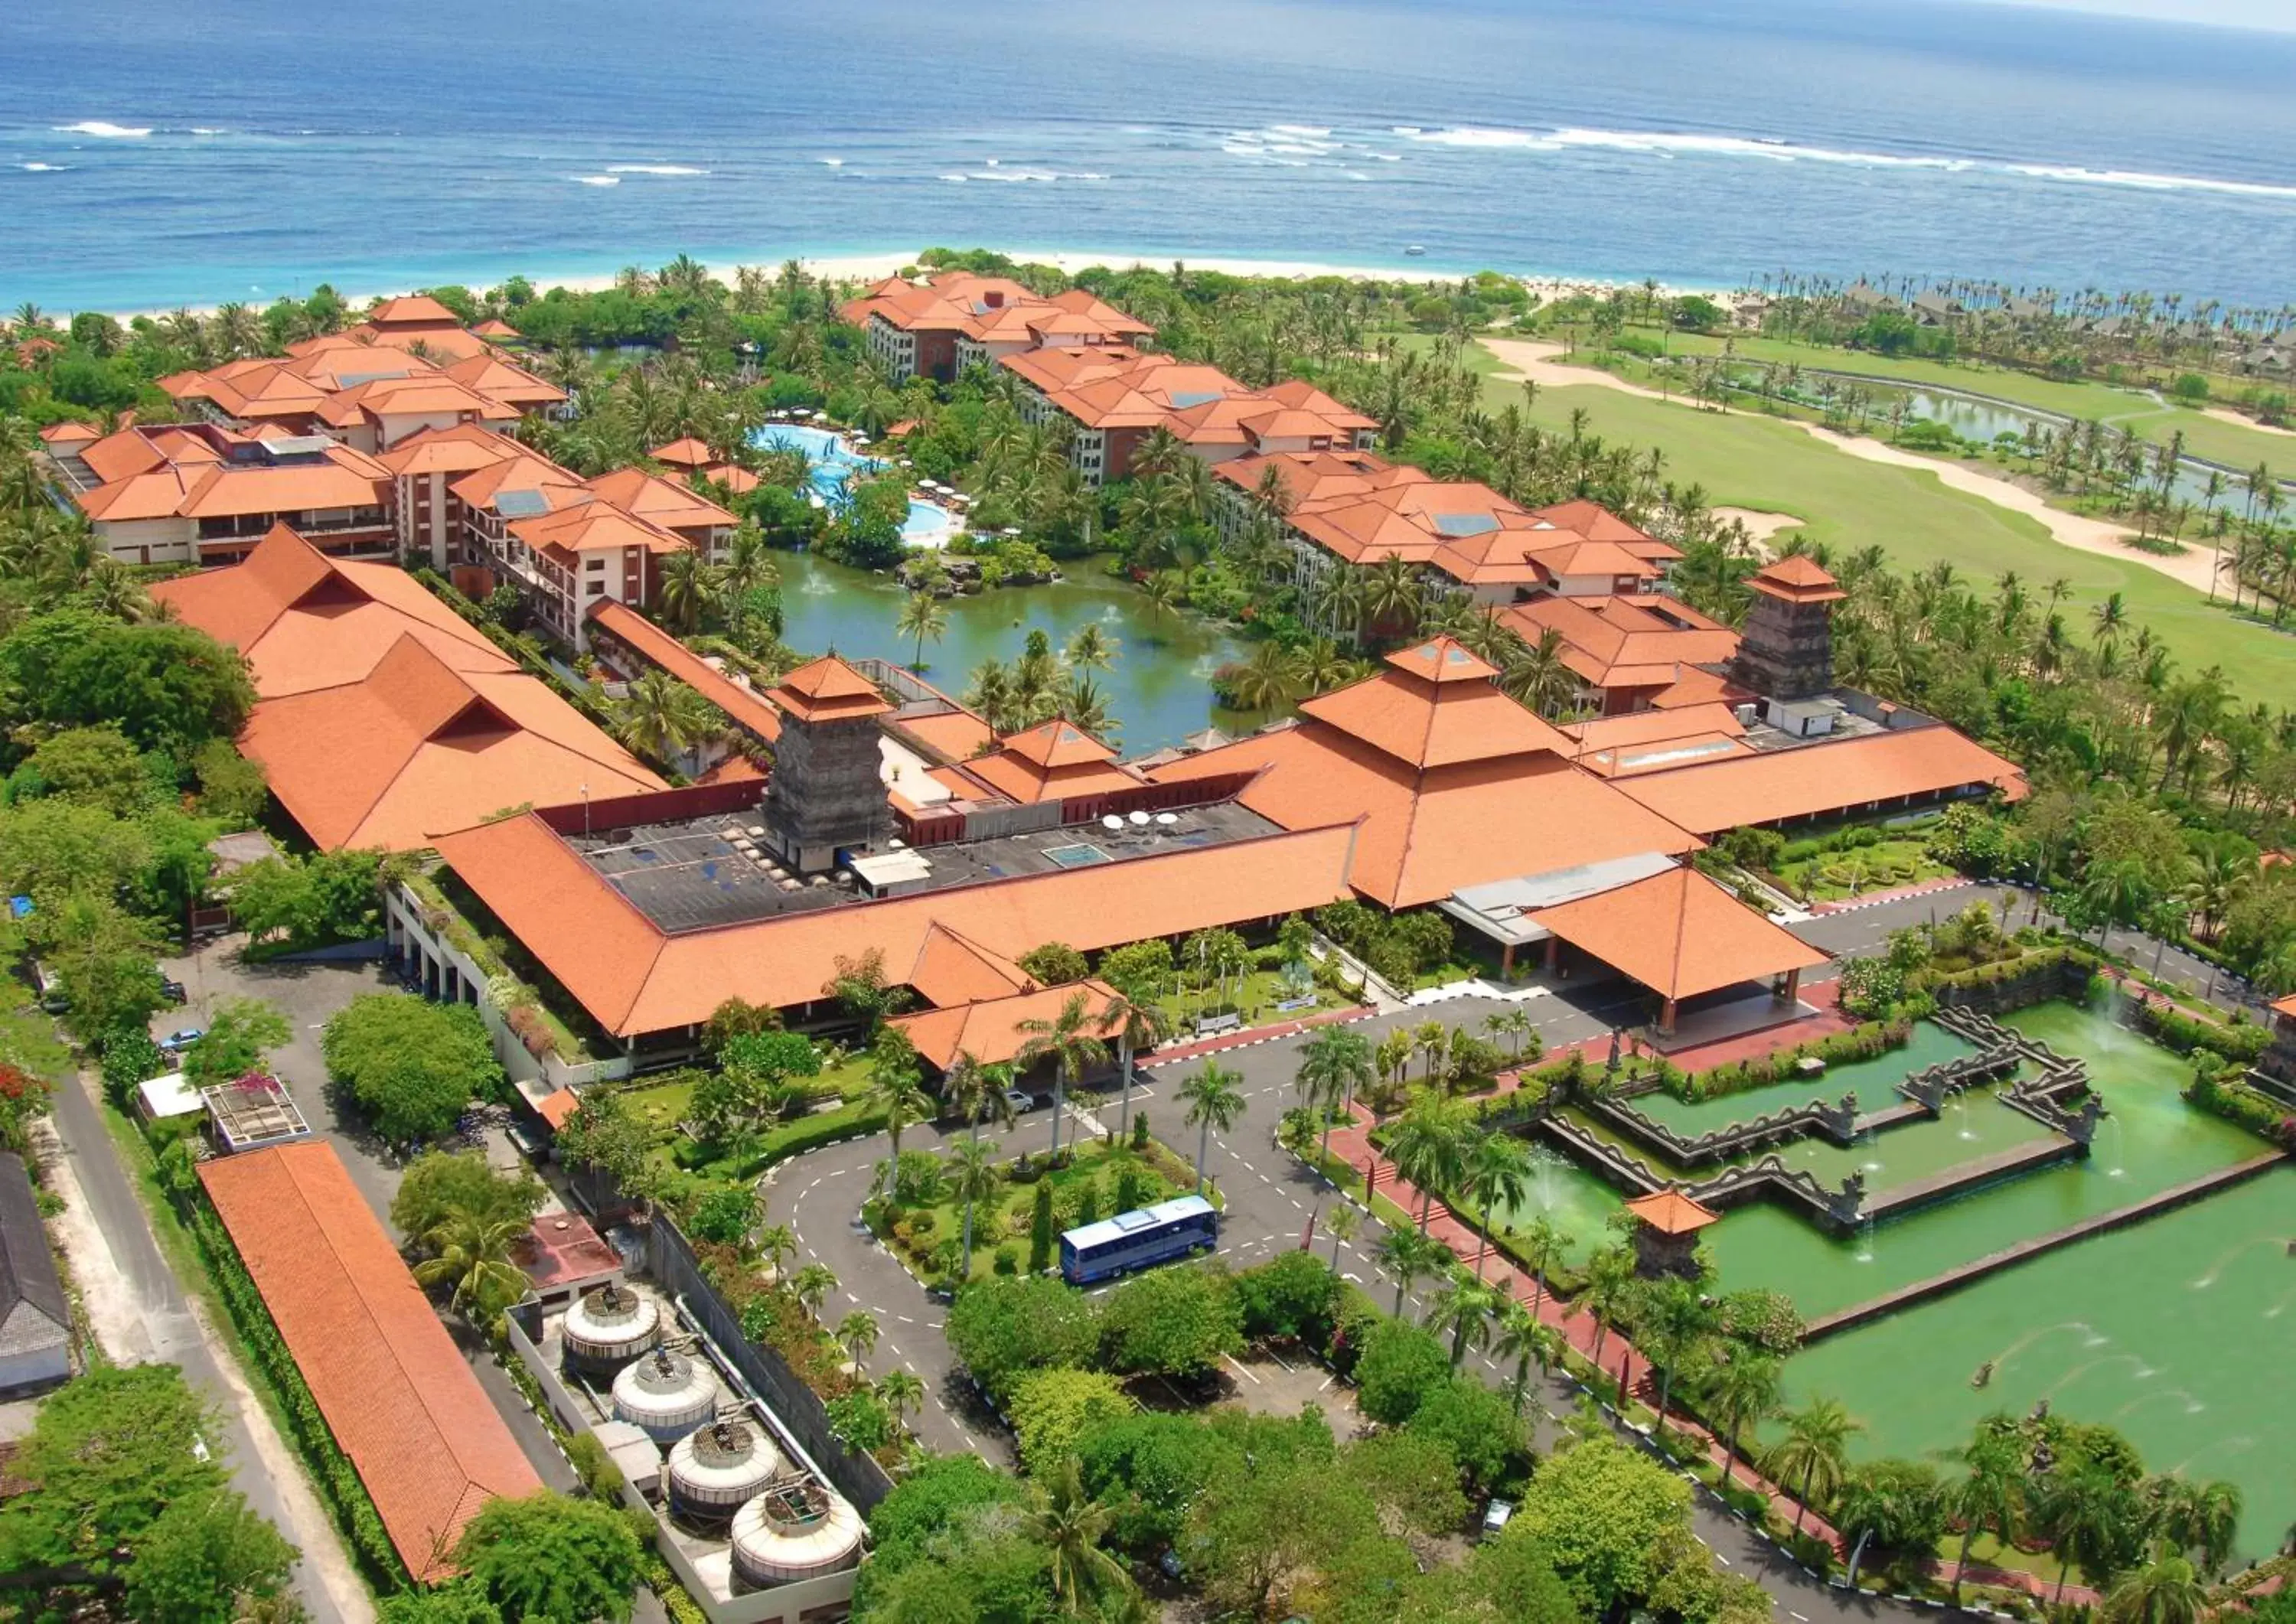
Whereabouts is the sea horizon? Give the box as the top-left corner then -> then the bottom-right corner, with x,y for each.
8,0 -> 2296,315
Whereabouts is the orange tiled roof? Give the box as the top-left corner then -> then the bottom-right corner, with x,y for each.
649,436 -> 716,469
1530,864 -> 1825,1002
892,979 -> 1123,1070
443,353 -> 567,411
1613,726 -> 2027,836
510,497 -> 688,561
892,706 -> 998,762
152,523 -> 514,696
1750,554 -> 1847,604
74,426 -> 389,526
582,466 -> 736,536
770,657 -> 892,723
367,293 -> 465,327
841,272 -> 1153,346
961,719 -> 1141,806
1296,637 -> 1575,771
587,600 -> 781,742
1626,1189 -> 1721,1235
239,633 -> 661,850
432,814 -> 1358,1035
198,1143 -> 542,1580
377,422 -> 528,478
906,923 -> 1035,1007
1505,595 -> 1741,696
1525,500 -> 1684,563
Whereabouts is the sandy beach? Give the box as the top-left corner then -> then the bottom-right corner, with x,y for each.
1482,339 -> 2224,596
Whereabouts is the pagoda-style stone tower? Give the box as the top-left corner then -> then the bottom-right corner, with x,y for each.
1623,1190 -> 1720,1280
1731,556 -> 1847,702
760,657 -> 892,872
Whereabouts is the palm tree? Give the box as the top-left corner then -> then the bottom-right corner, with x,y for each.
876,1368 -> 926,1434
1177,1061 -> 1244,1195
1517,1215 -> 1567,1322
1016,990 -> 1111,1164
2103,1550 -> 2206,1624
1065,621 -> 1118,672
1360,556 -> 1425,638
1638,1276 -> 1717,1425
1292,1022 -> 1375,1169
611,668 -> 710,764
895,590 -> 947,670
834,1309 -> 879,1371
754,1221 -> 798,1285
2143,1476 -> 2242,1576
1486,1007 -> 1534,1060
1373,1224 -> 1449,1317
411,1210 -> 529,1325
1384,1088 -> 1468,1231
944,1136 -> 1001,1277
863,1045 -> 931,1202
657,547 -> 723,634
790,1261 -> 839,1316
1022,1456 -> 1126,1615
1704,1352 -> 1784,1489
1460,1131 -> 1531,1280
1427,1270 -> 1502,1365
1574,1243 -> 1636,1375
1491,1296 -> 1554,1414
1763,1397 -> 1863,1534
2040,1467 -> 2142,1606
1101,986 -> 1170,1148
1223,640 -> 1299,711
1323,1200 -> 1358,1274
1499,626 -> 1578,717
1412,1019 -> 1449,1082
1945,1430 -> 2028,1603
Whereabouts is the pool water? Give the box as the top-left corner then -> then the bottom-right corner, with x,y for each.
1488,1145 -> 1625,1267
1629,1021 -> 1980,1138
755,424 -> 955,545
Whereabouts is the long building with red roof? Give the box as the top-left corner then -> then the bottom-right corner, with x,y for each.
841,271 -> 1153,383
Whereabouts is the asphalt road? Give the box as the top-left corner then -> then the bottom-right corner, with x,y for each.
45,1064 -> 346,1624
762,992 -> 1921,1624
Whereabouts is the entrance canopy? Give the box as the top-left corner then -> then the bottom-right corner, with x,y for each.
1528,864 -> 1825,1003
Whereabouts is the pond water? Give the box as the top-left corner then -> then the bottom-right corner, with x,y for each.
1785,1169 -> 2296,1562
775,551 -> 1261,753
1629,1022 -> 1979,1139
1488,1143 -> 1624,1268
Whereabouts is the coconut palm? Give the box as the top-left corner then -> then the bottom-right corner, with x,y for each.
863,1042 -> 931,1202
876,1368 -> 926,1433
656,547 -> 724,634
2143,1476 -> 2242,1576
612,669 -> 712,764
1574,1242 -> 1637,1374
1323,1200 -> 1358,1274
411,1209 -> 529,1325
834,1309 -> 879,1370
1373,1224 -> 1450,1317
1945,1429 -> 2029,1603
1517,1214 -> 1567,1322
1100,985 -> 1170,1147
2040,1467 -> 2144,1606
944,1136 -> 1001,1277
1022,1456 -> 1126,1615
1065,621 -> 1119,672
1763,1397 -> 1864,1534
1460,1131 -> 1531,1280
755,1222 -> 797,1284
1292,1022 -> 1375,1168
1636,1275 -> 1717,1425
1360,555 -> 1424,637
1016,989 -> 1111,1164
1703,1352 -> 1784,1489
1384,1088 -> 1468,1231
1177,1061 -> 1244,1195
1223,640 -> 1299,711
1491,1296 -> 1556,1414
1426,1270 -> 1503,1366
895,590 -> 947,670
790,1261 -> 839,1316
2103,1550 -> 2206,1624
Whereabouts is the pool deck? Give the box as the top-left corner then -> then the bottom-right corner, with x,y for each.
1802,1149 -> 2288,1341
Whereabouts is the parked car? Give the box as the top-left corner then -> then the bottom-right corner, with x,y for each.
1482,1498 -> 1514,1539
160,1026 -> 206,1052
1003,1088 -> 1039,1116
159,977 -> 188,1005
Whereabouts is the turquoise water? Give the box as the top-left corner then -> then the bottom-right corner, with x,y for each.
755,424 -> 953,542
1786,1170 -> 2296,1563
1627,1022 -> 1979,1137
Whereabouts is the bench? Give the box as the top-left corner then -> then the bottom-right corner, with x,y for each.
1273,996 -> 1319,1013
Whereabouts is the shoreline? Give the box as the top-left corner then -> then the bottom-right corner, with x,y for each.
92,247 -> 1730,323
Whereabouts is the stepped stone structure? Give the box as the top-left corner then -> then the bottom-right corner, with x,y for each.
1731,555 -> 1846,702
760,657 -> 893,872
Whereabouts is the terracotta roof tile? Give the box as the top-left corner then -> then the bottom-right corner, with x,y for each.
587,601 -> 780,742
769,657 -> 893,723
1530,864 -> 1825,1001
1626,1189 -> 1721,1235
1613,726 -> 2027,835
198,1143 -> 542,1581
892,980 -> 1123,1070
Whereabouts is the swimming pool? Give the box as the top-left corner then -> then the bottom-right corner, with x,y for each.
755,422 -> 957,547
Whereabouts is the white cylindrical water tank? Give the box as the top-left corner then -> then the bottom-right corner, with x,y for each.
611,1347 -> 719,1443
667,1420 -> 786,1521
730,1488 -> 865,1587
561,1284 -> 660,1373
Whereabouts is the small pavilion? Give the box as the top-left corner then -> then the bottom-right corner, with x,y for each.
1623,1189 -> 1720,1280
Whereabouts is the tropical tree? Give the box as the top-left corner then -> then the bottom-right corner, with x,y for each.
2142,1475 -> 2242,1576
1573,1243 -> 1637,1374
791,1261 -> 839,1316
2039,1466 -> 2144,1606
1763,1397 -> 1863,1534
834,1309 -> 881,1371
1177,1061 -> 1245,1195
1460,1130 -> 1531,1280
2102,1550 -> 2206,1624
895,590 -> 947,670
1384,1088 -> 1468,1231
1703,1352 -> 1785,1489
1636,1275 -> 1717,1425
1425,1271 -> 1503,1366
1945,1428 -> 2029,1603
1016,990 -> 1110,1164
876,1368 -> 926,1434
1322,1199 -> 1358,1275
863,1032 -> 931,1202
1292,1022 -> 1375,1168
944,1135 -> 1001,1275
1022,1455 -> 1127,1615
410,1210 -> 530,1326
1100,984 -> 1170,1147
1372,1224 -> 1450,1317
1517,1214 -> 1568,1321
1491,1296 -> 1557,1414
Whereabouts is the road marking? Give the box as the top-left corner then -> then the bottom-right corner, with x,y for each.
844,1292 -> 859,1304
1222,1353 -> 1261,1385
1318,1374 -> 1335,1391
1717,1554 -> 1733,1567
895,1314 -> 913,1324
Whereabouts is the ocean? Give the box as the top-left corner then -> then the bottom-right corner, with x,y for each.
5,0 -> 2295,313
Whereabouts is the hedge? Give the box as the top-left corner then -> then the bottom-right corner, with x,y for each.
2184,1071 -> 2291,1142
182,1196 -> 410,1591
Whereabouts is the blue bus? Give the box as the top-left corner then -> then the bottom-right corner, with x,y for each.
1059,1195 -> 1218,1285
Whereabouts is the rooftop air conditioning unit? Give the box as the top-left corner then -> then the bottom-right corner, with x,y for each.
1733,703 -> 1760,727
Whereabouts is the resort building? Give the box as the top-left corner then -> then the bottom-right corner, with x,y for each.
1000,348 -> 1377,484
1504,593 -> 1747,715
840,272 -> 1153,383
152,523 -> 660,850
650,437 -> 763,497
59,420 -> 393,565
199,1142 -> 543,1581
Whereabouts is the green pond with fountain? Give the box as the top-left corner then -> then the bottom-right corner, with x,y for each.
776,552 -> 1260,750
1626,1020 -> 1981,1137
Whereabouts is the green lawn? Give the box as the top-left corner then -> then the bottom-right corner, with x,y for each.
1466,348 -> 2296,711
880,1136 -> 1202,1285
1773,834 -> 1952,902
1646,331 -> 2296,474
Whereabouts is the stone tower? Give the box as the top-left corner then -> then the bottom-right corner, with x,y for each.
760,657 -> 892,872
1731,555 -> 1846,702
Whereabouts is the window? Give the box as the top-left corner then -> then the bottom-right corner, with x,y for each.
586,556 -> 606,572
585,581 -> 606,597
